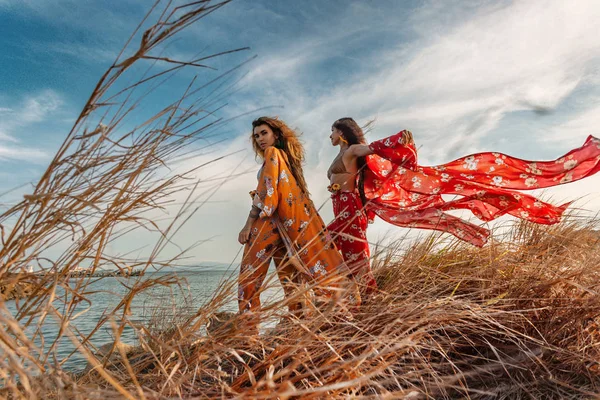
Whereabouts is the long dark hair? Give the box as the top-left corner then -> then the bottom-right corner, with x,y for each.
332,117 -> 368,207
251,116 -> 310,196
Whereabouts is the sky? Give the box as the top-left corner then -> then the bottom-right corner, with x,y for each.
1,0 -> 600,265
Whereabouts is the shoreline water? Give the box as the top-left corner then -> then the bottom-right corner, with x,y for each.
4,267 -> 283,372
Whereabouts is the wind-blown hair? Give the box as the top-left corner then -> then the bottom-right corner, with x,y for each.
332,117 -> 369,206
251,116 -> 310,196
333,117 -> 415,207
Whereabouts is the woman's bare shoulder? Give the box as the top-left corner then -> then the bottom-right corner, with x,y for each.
347,143 -> 373,158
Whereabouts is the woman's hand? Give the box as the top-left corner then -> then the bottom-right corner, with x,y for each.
240,205 -> 259,244
238,225 -> 252,245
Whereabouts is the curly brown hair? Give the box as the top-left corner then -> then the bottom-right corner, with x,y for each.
251,116 -> 310,196
331,117 -> 370,206
332,117 -> 367,146
333,117 -> 414,146
332,117 -> 415,207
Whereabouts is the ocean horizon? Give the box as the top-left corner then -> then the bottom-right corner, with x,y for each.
5,266 -> 283,372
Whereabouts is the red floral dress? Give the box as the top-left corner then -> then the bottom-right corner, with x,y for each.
327,191 -> 378,294
364,131 -> 600,246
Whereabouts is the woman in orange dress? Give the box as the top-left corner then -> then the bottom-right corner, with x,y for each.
238,117 -> 354,332
330,117 -> 600,247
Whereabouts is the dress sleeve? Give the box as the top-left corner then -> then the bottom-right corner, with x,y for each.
252,147 -> 281,218
369,130 -> 417,169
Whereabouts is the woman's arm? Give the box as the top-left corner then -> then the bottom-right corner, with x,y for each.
347,144 -> 375,158
367,130 -> 417,168
348,130 -> 414,158
239,147 -> 283,244
342,144 -> 374,166
252,147 -> 281,218
238,205 -> 260,244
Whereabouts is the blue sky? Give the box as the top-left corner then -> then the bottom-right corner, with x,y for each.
2,0 -> 600,264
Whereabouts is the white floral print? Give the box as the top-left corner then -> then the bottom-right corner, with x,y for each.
563,159 -> 577,170
463,155 -> 479,170
560,172 -> 573,183
526,163 -> 542,175
279,169 -> 289,182
412,176 -> 422,188
309,261 -> 327,276
265,177 -> 274,196
524,177 -> 538,187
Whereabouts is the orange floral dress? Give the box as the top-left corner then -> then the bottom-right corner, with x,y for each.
239,146 -> 350,320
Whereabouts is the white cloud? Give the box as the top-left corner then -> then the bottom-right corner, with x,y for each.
210,0 -> 600,261
0,146 -> 47,161
322,1 -> 596,156
0,90 -> 62,162
547,101 -> 600,145
38,42 -> 119,63
115,0 -> 600,263
19,90 -> 63,125
5,0 -> 600,263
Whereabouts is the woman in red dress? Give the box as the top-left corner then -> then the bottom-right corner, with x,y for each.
328,117 -> 600,258
326,118 -> 378,295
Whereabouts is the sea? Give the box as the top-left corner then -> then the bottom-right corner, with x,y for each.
4,265 -> 284,372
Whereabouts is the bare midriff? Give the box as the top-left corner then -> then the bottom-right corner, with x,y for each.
328,150 -> 358,192
329,171 -> 356,192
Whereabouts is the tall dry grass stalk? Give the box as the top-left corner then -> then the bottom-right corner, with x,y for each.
0,0 -> 251,398
1,1 -> 600,399
41,217 -> 599,399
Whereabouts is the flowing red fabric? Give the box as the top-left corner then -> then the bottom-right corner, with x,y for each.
363,131 -> 600,246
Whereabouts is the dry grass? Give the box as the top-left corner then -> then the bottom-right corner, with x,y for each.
2,1 -> 600,399
16,217 -> 593,400
0,0 -> 250,398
